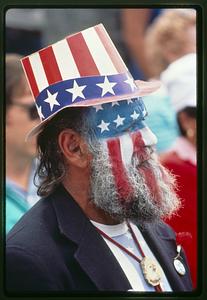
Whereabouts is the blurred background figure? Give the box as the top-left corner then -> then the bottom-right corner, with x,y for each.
160,53 -> 197,288
141,8 -> 196,153
6,54 -> 40,233
143,84 -> 179,153
143,9 -> 197,286
6,9 -> 45,55
121,8 -> 162,80
145,8 -> 196,78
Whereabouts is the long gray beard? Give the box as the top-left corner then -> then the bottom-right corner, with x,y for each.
89,143 -> 181,225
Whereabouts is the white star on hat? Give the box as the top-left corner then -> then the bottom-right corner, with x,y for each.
131,110 -> 140,120
96,76 -> 117,97
124,74 -> 136,91
44,90 -> 60,111
36,105 -> 44,120
97,120 -> 110,133
113,114 -> 125,127
66,80 -> 87,102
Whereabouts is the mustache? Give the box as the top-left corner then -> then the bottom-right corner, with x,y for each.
133,146 -> 156,167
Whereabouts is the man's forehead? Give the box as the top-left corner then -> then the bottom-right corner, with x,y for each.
87,97 -> 148,139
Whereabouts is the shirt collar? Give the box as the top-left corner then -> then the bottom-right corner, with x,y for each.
90,220 -> 128,237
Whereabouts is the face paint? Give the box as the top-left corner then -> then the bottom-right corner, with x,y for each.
88,97 -> 158,204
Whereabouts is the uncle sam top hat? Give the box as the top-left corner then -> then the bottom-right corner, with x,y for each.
21,23 -> 160,139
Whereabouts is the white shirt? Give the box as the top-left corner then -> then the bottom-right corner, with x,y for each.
91,220 -> 172,292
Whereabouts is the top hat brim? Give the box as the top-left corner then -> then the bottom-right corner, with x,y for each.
26,79 -> 161,141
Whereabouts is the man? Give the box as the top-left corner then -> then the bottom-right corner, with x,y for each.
6,54 -> 40,233
6,24 -> 192,292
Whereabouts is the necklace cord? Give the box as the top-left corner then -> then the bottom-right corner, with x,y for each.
95,222 -> 163,292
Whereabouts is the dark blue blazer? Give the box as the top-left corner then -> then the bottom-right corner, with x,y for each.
6,185 -> 192,293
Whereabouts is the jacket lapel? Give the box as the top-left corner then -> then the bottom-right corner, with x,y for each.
51,185 -> 131,291
51,185 -> 192,291
139,222 -> 192,291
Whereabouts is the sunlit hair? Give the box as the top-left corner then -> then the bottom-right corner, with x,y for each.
145,9 -> 196,77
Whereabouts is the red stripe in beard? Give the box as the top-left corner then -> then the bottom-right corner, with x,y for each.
107,138 -> 134,208
131,131 -> 162,205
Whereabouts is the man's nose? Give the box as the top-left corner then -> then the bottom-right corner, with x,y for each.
140,126 -> 158,147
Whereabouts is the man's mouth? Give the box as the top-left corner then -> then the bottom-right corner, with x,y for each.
134,147 -> 155,167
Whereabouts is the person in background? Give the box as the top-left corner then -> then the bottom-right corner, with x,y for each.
6,54 -> 40,233
121,8 -> 162,80
160,53 -> 197,288
6,9 -> 45,55
145,9 -> 196,79
6,24 -> 192,293
141,8 -> 196,153
143,85 -> 179,153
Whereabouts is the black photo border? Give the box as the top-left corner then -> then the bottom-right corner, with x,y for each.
0,0 -> 206,300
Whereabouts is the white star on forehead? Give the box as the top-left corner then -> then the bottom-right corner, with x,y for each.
96,76 -> 117,97
66,80 -> 86,102
97,120 -> 110,133
44,90 -> 60,111
124,74 -> 136,91
93,104 -> 104,112
131,110 -> 140,120
142,106 -> 148,117
36,105 -> 44,120
113,114 -> 125,127
111,101 -> 120,107
127,99 -> 134,104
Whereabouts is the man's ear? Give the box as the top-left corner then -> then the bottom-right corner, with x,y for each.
58,129 -> 90,168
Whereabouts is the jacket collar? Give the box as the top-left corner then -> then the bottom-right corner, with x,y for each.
51,185 -> 192,291
140,222 -> 192,291
51,185 -> 131,291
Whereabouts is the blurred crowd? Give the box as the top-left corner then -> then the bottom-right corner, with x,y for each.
5,8 -> 197,287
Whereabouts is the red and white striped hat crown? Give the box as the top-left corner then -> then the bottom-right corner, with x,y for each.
21,23 -> 160,138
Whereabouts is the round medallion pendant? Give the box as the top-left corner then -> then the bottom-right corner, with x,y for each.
173,259 -> 186,276
140,257 -> 162,286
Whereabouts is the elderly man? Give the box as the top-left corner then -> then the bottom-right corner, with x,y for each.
6,24 -> 192,293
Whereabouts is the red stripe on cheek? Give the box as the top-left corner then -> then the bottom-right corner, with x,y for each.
139,167 -> 161,204
39,46 -> 62,84
132,132 -> 161,203
21,57 -> 39,98
131,131 -> 148,163
67,33 -> 100,76
107,138 -> 134,204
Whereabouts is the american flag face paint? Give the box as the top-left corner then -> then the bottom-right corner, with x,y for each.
88,97 -> 158,204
